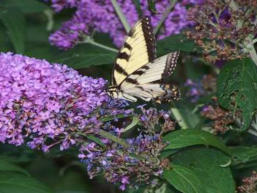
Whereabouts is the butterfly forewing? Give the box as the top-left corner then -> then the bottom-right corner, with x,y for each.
112,17 -> 156,86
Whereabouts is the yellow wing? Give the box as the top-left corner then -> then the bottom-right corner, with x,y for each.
119,52 -> 180,102
111,16 -> 156,86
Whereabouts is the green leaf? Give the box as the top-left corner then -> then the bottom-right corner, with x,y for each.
0,160 -> 29,176
164,164 -> 205,193
25,20 -> 59,61
163,129 -> 230,155
0,172 -> 53,193
217,58 -> 257,130
230,146 -> 257,167
0,8 -> 26,53
170,148 -> 235,193
54,171 -> 92,193
2,0 -> 48,14
53,45 -> 116,69
157,34 -> 199,55
126,183 -> 179,193
0,145 -> 35,163
0,25 -> 13,52
26,42 -> 60,61
161,149 -> 179,159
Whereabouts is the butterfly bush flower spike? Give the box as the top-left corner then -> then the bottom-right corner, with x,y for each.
80,106 -> 175,190
0,52 -> 129,151
48,0 -> 201,49
187,0 -> 257,64
0,52 -> 174,190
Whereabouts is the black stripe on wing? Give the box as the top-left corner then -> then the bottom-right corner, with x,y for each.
124,42 -> 132,50
115,64 -> 129,76
125,78 -> 138,84
117,52 -> 130,61
111,42 -> 133,85
141,17 -> 156,62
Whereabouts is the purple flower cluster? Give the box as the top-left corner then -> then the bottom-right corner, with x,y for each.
139,106 -> 175,133
0,52 -> 175,190
79,107 -> 175,190
80,134 -> 165,191
184,75 -> 216,103
186,0 -> 257,63
184,79 -> 204,103
48,0 -> 201,49
0,52 -> 128,151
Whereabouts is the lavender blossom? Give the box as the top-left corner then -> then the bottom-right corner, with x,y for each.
184,79 -> 204,103
80,106 -> 175,190
0,52 -> 129,151
48,0 -> 201,49
81,133 -> 167,191
0,52 -> 175,190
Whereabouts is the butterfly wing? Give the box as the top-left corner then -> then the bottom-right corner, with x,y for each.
112,16 -> 156,86
119,52 -> 180,102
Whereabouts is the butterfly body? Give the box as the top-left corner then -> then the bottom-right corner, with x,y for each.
108,17 -> 180,102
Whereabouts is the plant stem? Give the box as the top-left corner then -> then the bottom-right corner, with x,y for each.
153,0 -> 177,35
98,129 -> 129,148
111,0 -> 130,33
83,36 -> 118,53
44,9 -> 54,31
170,107 -> 189,129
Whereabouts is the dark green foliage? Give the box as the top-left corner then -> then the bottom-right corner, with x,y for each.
1,0 -> 48,13
157,34 -> 199,55
0,8 -> 26,53
0,1 -> 257,193
53,44 -> 116,69
164,164 -> 204,193
217,58 -> 257,130
0,160 -> 30,176
163,129 -> 230,154
231,146 -> 257,168
165,148 -> 235,193
0,172 -> 54,193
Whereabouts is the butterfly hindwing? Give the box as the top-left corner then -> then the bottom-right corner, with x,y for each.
119,52 -> 180,102
112,17 -> 156,86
